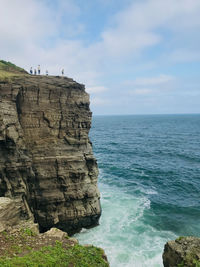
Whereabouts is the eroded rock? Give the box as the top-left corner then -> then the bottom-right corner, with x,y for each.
0,74 -> 101,234
0,197 -> 21,232
44,227 -> 68,240
163,236 -> 200,267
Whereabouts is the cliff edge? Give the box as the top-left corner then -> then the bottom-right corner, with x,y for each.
0,61 -> 101,235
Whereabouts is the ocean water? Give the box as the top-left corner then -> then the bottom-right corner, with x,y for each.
75,114 -> 200,267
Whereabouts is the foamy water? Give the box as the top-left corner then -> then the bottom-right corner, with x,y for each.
76,180 -> 176,267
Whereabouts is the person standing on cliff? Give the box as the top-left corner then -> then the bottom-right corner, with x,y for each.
34,69 -> 37,75
46,70 -> 48,76
38,65 -> 41,75
61,69 -> 64,76
30,67 -> 33,74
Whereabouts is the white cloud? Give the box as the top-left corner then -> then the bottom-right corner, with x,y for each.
1,0 -> 200,76
129,88 -> 153,95
168,49 -> 200,63
90,97 -> 110,106
0,0 -> 200,114
127,74 -> 176,97
102,31 -> 161,58
132,75 -> 174,86
0,0 -> 54,41
86,86 -> 108,94
97,0 -> 200,61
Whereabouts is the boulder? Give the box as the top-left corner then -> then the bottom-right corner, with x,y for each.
0,197 -> 21,232
43,227 -> 68,240
163,236 -> 200,267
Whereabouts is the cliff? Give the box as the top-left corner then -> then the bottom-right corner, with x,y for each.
0,61 -> 101,235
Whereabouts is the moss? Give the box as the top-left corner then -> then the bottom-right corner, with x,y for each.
0,243 -> 109,267
176,236 -> 185,241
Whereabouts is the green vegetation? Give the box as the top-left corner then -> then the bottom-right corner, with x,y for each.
20,227 -> 36,237
177,252 -> 200,267
0,60 -> 27,80
0,60 -> 26,72
176,236 -> 185,241
0,226 -> 109,267
0,242 -> 109,267
193,260 -> 200,267
178,260 -> 200,267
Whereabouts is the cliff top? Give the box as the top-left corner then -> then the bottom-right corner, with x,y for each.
0,60 -> 27,79
0,60 -> 84,90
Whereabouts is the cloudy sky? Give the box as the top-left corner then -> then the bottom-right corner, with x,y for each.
1,0 -> 200,115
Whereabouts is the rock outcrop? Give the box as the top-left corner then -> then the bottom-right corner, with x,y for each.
163,237 -> 200,267
0,197 -> 22,232
0,68 -> 101,234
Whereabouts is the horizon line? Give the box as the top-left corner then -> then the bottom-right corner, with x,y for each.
92,113 -> 200,116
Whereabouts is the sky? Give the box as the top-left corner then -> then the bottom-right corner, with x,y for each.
1,0 -> 200,115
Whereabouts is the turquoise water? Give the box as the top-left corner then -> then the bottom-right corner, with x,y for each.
75,114 -> 200,267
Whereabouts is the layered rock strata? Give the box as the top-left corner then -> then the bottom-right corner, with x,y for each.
0,74 -> 101,234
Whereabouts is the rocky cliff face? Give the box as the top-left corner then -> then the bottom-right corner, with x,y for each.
0,73 -> 101,234
163,237 -> 200,267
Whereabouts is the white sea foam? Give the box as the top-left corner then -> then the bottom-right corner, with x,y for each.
140,187 -> 158,195
75,181 -> 176,267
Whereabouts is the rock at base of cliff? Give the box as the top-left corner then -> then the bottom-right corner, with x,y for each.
43,227 -> 68,240
163,236 -> 200,267
0,197 -> 21,232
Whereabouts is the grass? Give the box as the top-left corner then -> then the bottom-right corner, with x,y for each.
20,228 -> 36,237
0,227 -> 109,267
0,60 -> 26,73
0,60 -> 27,80
0,242 -> 109,267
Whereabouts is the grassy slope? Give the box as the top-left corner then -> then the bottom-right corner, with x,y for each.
0,243 -> 108,267
0,60 -> 27,79
0,227 -> 109,267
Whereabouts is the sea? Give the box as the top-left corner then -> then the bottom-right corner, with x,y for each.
75,114 -> 200,267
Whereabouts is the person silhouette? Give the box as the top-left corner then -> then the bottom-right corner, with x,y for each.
34,69 -> 37,75
46,70 -> 48,76
61,69 -> 64,76
30,67 -> 33,74
38,65 -> 41,75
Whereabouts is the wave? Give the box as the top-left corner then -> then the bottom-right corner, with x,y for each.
76,181 -> 176,267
